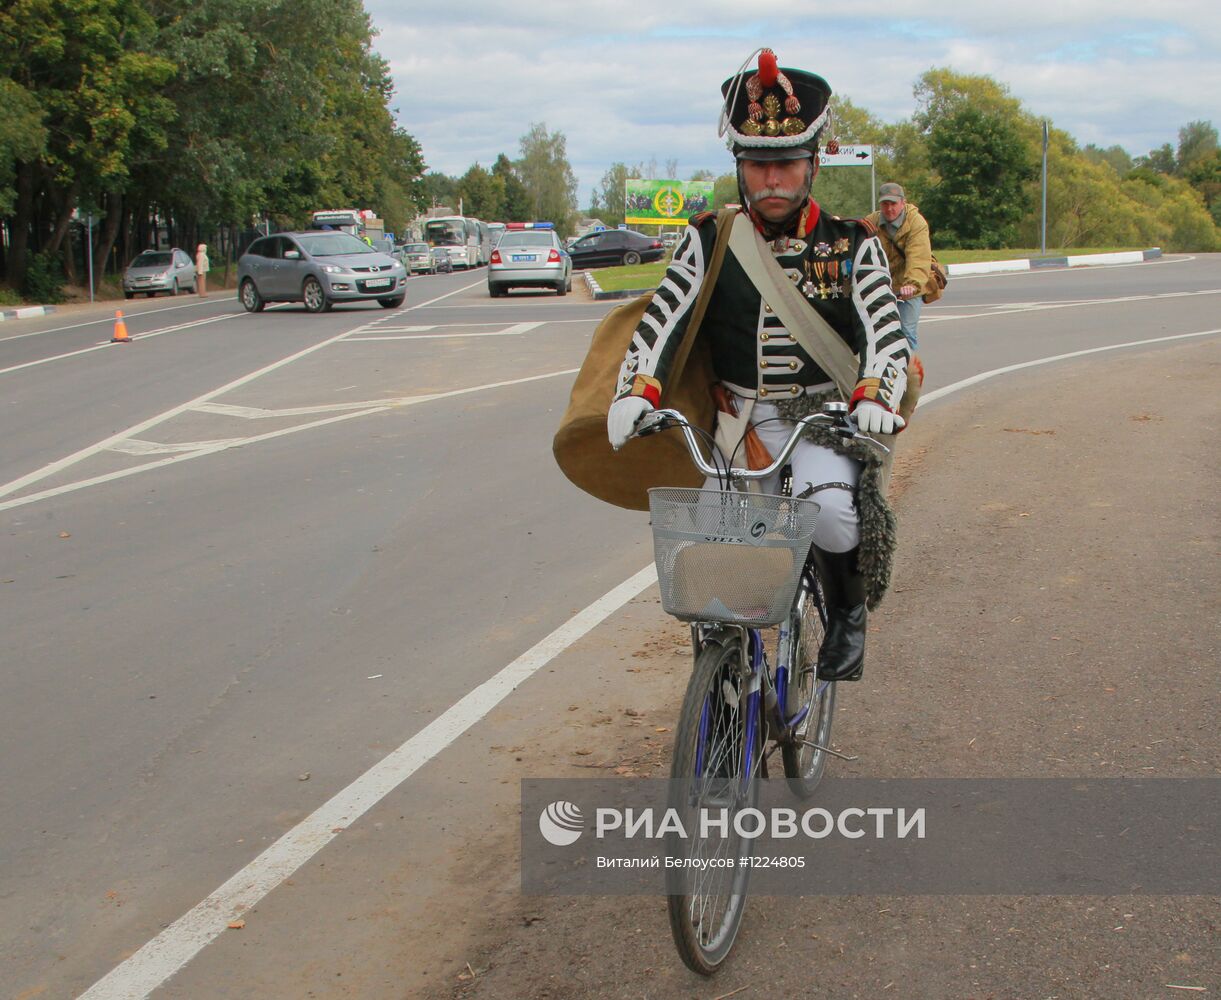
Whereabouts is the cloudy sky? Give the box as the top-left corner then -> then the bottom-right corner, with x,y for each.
364,1 -> 1220,205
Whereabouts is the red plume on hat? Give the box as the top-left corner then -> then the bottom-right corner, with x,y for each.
758,49 -> 779,86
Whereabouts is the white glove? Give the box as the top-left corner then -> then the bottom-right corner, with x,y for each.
854,400 -> 906,435
607,397 -> 654,449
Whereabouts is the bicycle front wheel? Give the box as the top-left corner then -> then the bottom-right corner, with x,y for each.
781,571 -> 837,799
666,636 -> 760,975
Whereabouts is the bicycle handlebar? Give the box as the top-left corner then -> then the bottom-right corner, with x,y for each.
633,401 -> 889,484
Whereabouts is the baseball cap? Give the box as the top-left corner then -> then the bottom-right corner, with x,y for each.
879,182 -> 905,203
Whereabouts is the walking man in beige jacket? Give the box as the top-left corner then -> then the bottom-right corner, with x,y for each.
866,183 -> 931,350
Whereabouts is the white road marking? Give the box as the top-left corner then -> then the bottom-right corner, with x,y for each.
418,301 -> 609,310
0,367 -> 580,513
0,280 -> 482,501
919,328 -> 1220,404
0,297 -> 221,343
346,321 -> 544,341
76,563 -> 660,1000
0,341 -> 113,374
922,287 -> 1221,325
107,438 -> 249,456
92,312 -> 238,345
193,400 -> 398,419
0,314 -> 241,375
77,324 -> 1220,999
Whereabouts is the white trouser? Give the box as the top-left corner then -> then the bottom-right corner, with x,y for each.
742,399 -> 862,553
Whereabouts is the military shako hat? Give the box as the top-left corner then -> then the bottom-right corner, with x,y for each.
720,48 -> 832,161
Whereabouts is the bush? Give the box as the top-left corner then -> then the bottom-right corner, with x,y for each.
23,251 -> 67,304
0,287 -> 22,308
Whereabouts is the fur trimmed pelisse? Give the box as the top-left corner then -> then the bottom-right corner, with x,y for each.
774,390 -> 897,609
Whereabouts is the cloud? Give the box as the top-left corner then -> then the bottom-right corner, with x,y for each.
366,2 -> 1219,203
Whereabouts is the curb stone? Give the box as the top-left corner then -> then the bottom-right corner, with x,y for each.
583,271 -> 652,301
947,247 -> 1162,277
0,305 -> 57,322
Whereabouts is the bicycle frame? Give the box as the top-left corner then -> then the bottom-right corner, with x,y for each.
651,401 -> 881,796
689,610 -> 829,798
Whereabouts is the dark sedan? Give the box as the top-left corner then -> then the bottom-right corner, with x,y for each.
566,229 -> 664,269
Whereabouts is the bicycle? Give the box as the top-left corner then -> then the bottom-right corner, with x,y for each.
627,401 -> 887,975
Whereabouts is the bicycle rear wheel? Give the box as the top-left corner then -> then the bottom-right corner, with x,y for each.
666,636 -> 760,975
781,569 -> 837,799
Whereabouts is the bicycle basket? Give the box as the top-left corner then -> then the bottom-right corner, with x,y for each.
648,488 -> 819,626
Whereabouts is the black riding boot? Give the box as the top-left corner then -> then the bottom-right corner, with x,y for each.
811,545 -> 868,682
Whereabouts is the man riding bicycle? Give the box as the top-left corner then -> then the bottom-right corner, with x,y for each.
607,48 -> 910,683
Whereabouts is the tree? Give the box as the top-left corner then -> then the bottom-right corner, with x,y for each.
1136,143 -> 1176,175
456,163 -> 504,219
830,96 -> 887,144
515,122 -> 578,235
421,171 -> 457,209
375,128 -> 427,235
1183,150 -> 1221,222
0,0 -> 175,287
0,79 -> 45,217
921,106 -> 1035,248
1176,121 -> 1218,175
913,69 -> 1030,139
491,153 -> 530,221
1082,144 -> 1133,177
712,173 -> 738,210
590,161 -> 642,228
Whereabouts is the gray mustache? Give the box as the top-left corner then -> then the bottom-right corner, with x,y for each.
752,187 -> 804,201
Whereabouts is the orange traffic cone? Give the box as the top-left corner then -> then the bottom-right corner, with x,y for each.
110,310 -> 130,343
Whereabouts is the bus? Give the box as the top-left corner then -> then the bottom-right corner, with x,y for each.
475,220 -> 492,265
423,215 -> 485,269
310,209 -> 362,237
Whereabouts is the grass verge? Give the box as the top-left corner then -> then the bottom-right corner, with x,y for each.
587,246 -> 1149,292
585,262 -> 668,292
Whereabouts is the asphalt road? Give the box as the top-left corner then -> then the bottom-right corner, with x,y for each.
1,253 -> 1218,998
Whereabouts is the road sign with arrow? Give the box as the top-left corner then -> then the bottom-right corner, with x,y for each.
819,144 -> 874,167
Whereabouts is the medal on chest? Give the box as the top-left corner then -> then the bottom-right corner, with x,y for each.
803,258 -> 842,300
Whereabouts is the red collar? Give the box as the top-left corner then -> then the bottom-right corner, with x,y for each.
748,198 -> 821,237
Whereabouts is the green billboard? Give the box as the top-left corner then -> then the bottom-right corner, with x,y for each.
624,179 -> 714,227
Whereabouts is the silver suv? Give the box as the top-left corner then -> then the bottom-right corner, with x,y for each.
237,231 -> 407,313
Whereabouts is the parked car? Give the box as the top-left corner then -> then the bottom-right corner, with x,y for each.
398,241 -> 435,274
566,229 -> 664,269
122,248 -> 197,298
237,231 -> 406,313
431,248 -> 454,273
487,231 -> 572,297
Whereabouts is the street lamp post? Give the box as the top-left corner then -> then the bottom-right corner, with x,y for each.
86,212 -> 94,303
1040,120 -> 1049,257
